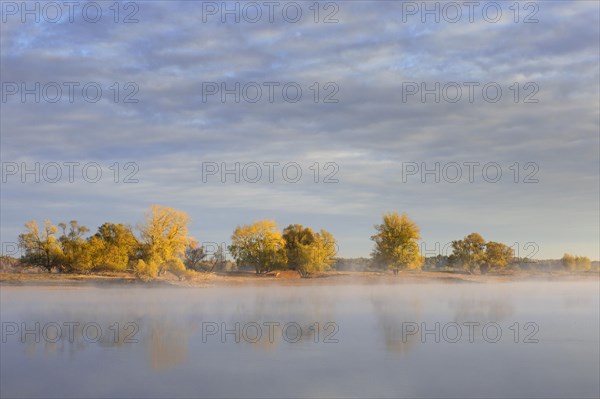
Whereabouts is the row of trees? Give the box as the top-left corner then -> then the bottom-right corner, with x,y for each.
18,206 -> 194,279
449,232 -> 515,274
17,205 -> 338,278
16,207 -> 593,278
228,221 -> 337,276
369,213 -> 594,273
369,213 -> 515,274
560,253 -> 592,271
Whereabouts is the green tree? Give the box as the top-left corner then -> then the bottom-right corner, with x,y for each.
482,241 -> 514,274
449,233 -> 487,274
229,220 -> 286,274
283,225 -> 337,277
138,205 -> 193,278
370,212 -> 423,275
18,220 -> 63,273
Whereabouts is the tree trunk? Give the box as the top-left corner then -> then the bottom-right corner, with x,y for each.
45,253 -> 52,273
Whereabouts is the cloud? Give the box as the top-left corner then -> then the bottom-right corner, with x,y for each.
1,1 -> 598,259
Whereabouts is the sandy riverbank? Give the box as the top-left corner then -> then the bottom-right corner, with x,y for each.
0,270 -> 597,288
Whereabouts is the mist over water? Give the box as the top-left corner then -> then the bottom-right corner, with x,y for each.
1,282 -> 598,398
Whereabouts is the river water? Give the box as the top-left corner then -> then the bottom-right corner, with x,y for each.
1,281 -> 598,398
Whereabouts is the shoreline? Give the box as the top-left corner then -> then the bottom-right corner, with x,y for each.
1,270 -> 598,288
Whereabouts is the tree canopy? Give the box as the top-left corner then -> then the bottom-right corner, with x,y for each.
15,208 -> 593,279
283,224 -> 337,277
450,233 -> 514,274
561,253 -> 591,271
370,212 -> 423,274
18,220 -> 62,273
228,220 -> 287,274
137,205 -> 193,278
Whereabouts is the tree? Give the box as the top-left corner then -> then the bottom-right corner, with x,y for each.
18,220 -> 63,272
229,220 -> 286,274
575,256 -> 592,271
561,253 -> 576,271
482,241 -> 514,274
370,212 -> 423,275
424,255 -> 450,270
164,258 -> 186,279
283,224 -> 316,271
283,225 -> 337,277
88,223 -> 138,271
212,244 -> 227,271
449,233 -> 486,274
314,229 -> 337,272
58,220 -> 91,273
138,205 -> 193,277
562,254 -> 592,272
134,259 -> 158,279
184,241 -> 206,271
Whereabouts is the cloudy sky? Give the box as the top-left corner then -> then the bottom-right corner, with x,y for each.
1,0 -> 598,260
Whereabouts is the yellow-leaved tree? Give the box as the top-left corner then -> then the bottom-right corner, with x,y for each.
482,241 -> 514,274
282,224 -> 337,277
449,233 -> 487,274
228,220 -> 286,274
371,212 -> 423,274
58,220 -> 92,273
18,220 -> 63,273
137,205 -> 193,279
88,223 -> 139,272
562,253 -> 591,272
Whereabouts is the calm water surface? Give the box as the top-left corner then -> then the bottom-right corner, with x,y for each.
1,281 -> 598,398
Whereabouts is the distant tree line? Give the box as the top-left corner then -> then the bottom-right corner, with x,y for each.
12,206 -> 596,279
560,253 -> 592,271
367,213 -> 520,274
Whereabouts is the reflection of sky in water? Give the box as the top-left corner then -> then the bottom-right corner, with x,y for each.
1,282 -> 598,398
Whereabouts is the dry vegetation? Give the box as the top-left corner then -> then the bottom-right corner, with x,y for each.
1,269 -> 597,288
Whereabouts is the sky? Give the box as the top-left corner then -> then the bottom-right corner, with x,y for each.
1,0 -> 599,260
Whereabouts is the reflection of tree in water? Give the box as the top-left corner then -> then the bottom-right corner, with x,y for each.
10,287 -> 344,369
17,313 -> 198,371
216,288 -> 340,350
562,289 -> 597,309
449,296 -> 514,323
19,314 -> 142,349
369,294 -> 422,355
145,320 -> 193,370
